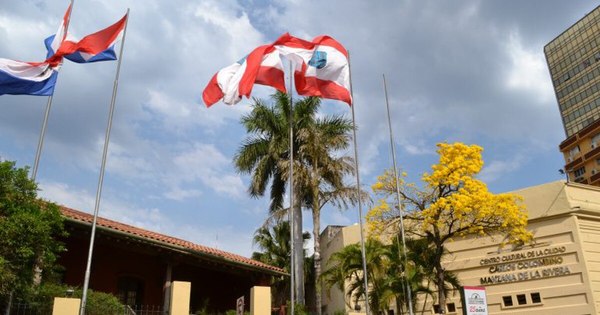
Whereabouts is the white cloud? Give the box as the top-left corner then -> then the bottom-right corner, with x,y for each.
504,31 -> 555,105
479,155 -> 527,183
38,179 -> 255,256
193,1 -> 264,61
167,143 -> 246,200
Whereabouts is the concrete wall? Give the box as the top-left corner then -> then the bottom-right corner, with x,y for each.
577,217 -> 600,312
320,224 -> 365,315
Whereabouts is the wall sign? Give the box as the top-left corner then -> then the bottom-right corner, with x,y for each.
479,246 -> 570,285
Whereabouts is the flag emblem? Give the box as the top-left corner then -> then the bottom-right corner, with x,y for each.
308,51 -> 327,69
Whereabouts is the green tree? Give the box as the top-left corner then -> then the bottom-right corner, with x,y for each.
293,100 -> 357,315
252,221 -> 310,308
367,143 -> 532,312
321,237 -> 442,315
235,92 -> 357,308
320,238 -> 387,313
0,160 -> 65,309
235,92 -> 306,303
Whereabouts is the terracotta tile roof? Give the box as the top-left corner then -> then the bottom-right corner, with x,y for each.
60,206 -> 286,276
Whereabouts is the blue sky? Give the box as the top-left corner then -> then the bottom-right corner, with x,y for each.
0,0 -> 597,257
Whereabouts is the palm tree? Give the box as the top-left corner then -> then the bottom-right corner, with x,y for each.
321,236 -> 456,315
235,91 -> 308,303
294,102 -> 357,315
235,92 -> 357,310
321,238 -> 388,313
252,221 -> 311,308
405,238 -> 460,314
383,237 -> 434,315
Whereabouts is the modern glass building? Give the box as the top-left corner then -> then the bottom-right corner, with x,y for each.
545,6 -> 600,185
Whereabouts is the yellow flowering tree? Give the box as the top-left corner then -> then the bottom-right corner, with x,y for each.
366,142 -> 532,313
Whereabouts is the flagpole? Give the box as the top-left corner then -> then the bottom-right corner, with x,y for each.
288,61 -> 296,315
79,9 -> 129,315
31,95 -> 54,181
382,74 -> 414,315
31,0 -> 74,181
347,51 -> 370,315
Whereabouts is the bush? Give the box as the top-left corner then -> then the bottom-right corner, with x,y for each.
27,283 -> 123,315
286,303 -> 307,315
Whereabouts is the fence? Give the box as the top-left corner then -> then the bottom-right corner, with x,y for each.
124,305 -> 164,315
1,302 -> 163,315
2,300 -> 51,315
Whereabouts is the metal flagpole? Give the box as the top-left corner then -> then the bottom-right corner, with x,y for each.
79,9 -> 129,315
288,61 -> 296,315
31,0 -> 74,181
32,96 -> 54,181
382,74 -> 414,315
347,51 -> 370,315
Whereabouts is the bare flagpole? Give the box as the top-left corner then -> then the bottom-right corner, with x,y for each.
348,51 -> 370,315
79,9 -> 129,315
31,0 -> 74,181
382,74 -> 414,315
288,61 -> 296,315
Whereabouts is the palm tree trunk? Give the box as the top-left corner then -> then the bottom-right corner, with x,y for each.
313,208 -> 322,315
396,296 -> 404,315
293,191 -> 305,305
4,291 -> 13,315
311,160 -> 323,315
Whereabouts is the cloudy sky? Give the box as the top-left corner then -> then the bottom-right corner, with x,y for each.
0,1 -> 596,257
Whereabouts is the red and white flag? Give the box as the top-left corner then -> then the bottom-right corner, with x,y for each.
203,43 -> 286,107
274,33 -> 351,106
202,33 -> 351,106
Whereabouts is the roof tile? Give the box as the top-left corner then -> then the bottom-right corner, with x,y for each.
60,206 -> 286,275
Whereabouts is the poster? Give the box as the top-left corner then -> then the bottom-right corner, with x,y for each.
462,286 -> 488,315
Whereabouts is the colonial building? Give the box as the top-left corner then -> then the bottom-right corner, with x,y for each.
58,206 -> 285,314
321,181 -> 600,314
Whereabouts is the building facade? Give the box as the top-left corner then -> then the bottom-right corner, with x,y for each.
545,6 -> 600,185
321,181 -> 600,314
57,206 -> 285,313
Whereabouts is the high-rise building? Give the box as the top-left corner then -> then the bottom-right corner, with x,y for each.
545,6 -> 600,185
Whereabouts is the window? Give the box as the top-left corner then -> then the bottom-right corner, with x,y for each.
569,145 -> 580,157
531,292 -> 542,304
117,277 -> 144,307
447,303 -> 456,313
574,166 -> 586,178
503,296 -> 513,307
517,294 -> 527,305
592,133 -> 600,148
433,304 -> 442,314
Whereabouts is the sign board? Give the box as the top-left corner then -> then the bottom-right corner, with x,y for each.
236,296 -> 244,315
461,286 -> 488,315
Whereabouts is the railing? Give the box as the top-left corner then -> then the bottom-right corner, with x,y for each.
123,305 -> 164,315
0,302 -> 164,315
1,301 -> 48,315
